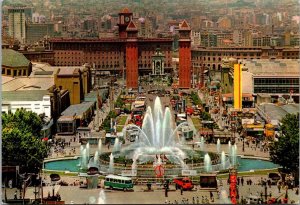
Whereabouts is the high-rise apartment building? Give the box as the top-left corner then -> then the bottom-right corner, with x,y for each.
8,7 -> 26,43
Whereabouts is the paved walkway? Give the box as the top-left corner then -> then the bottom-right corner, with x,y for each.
5,174 -> 299,204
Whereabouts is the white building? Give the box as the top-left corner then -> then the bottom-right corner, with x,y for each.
2,93 -> 51,118
2,76 -> 55,119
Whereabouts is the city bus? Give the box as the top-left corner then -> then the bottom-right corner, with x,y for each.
104,175 -> 134,191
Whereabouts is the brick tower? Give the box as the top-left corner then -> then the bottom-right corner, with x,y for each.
178,20 -> 191,89
126,20 -> 139,88
118,8 -> 133,38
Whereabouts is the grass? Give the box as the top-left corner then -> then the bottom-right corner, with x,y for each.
191,117 -> 201,131
116,126 -> 124,132
217,168 -> 279,179
118,115 -> 128,125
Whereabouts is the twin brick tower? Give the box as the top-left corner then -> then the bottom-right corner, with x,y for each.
118,8 -> 191,89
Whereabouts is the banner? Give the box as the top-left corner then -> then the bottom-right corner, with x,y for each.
121,170 -> 137,176
181,170 -> 197,176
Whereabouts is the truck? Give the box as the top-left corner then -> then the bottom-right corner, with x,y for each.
173,177 -> 194,190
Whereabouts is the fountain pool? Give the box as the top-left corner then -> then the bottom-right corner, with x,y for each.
44,157 -> 280,173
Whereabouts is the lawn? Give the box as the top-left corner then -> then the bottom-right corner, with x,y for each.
217,168 -> 279,179
116,115 -> 128,132
191,117 -> 201,131
116,126 -> 124,132
117,115 -> 128,125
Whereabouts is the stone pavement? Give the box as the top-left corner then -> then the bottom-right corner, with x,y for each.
5,175 -> 299,204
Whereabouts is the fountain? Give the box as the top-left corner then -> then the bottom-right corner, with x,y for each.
86,142 -> 90,160
228,141 -> 232,158
221,151 -> 226,170
200,137 -> 205,152
94,151 -> 99,167
98,139 -> 102,154
80,147 -> 88,170
131,159 -> 137,176
109,153 -> 114,174
97,189 -> 106,204
113,138 -> 120,153
45,97 -> 232,177
204,153 -> 212,173
216,139 -> 221,154
122,97 -> 191,168
231,144 -> 237,167
135,135 -> 139,143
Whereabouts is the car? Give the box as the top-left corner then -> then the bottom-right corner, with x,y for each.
173,177 -> 194,190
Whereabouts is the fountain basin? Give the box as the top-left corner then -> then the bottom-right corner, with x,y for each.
44,156 -> 280,173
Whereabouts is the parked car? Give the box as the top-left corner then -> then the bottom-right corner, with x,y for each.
173,177 -> 194,190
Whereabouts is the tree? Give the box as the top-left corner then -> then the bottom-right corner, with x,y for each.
269,113 -> 299,173
2,108 -> 43,137
2,109 -> 49,173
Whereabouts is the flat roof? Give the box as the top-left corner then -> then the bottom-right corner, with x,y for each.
258,103 -> 299,121
61,101 -> 94,118
2,90 -> 49,101
239,59 -> 300,77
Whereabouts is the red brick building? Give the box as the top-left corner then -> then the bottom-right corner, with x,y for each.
49,8 -> 177,89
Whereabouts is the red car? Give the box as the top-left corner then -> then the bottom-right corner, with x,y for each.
173,177 -> 194,190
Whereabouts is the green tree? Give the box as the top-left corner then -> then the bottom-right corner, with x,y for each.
2,109 -> 49,173
2,108 -> 43,137
269,113 -> 299,173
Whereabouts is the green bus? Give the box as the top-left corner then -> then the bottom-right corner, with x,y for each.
104,174 -> 134,191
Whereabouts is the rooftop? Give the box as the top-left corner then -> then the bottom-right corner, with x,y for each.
2,90 -> 49,102
61,101 -> 94,118
258,103 -> 299,122
2,49 -> 30,68
239,59 -> 300,77
2,77 -> 54,91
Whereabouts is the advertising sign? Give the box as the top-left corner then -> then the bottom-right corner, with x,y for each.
181,170 -> 197,176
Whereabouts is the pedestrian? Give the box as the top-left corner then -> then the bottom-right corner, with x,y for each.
165,186 -> 168,197
237,177 -> 240,185
267,179 -> 271,188
14,190 -> 17,199
180,187 -> 183,195
210,191 -> 213,200
249,179 -> 252,186
241,177 -> 244,186
196,196 -> 199,204
277,181 -> 281,193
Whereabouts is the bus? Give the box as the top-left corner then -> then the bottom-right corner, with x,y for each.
104,175 -> 134,191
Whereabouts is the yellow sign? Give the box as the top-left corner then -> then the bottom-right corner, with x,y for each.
234,64 -> 242,109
